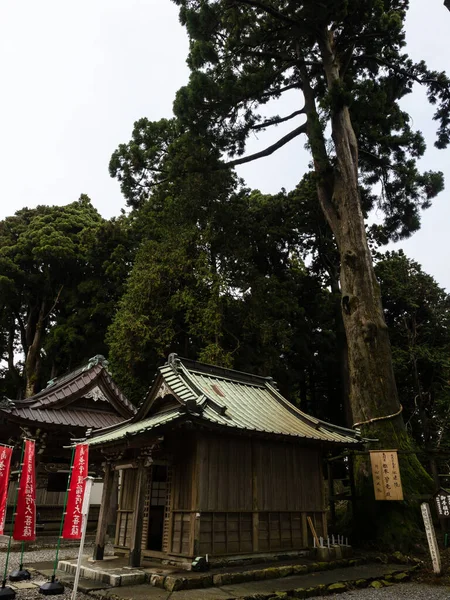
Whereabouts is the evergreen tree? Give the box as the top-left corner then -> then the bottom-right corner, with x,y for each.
110,0 -> 450,542
0,197 -> 130,397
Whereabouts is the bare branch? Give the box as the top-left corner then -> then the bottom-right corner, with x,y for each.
252,108 -> 306,130
261,83 -> 302,100
44,285 -> 64,320
226,122 -> 307,167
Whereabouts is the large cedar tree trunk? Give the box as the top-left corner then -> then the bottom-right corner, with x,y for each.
303,32 -> 433,546
24,300 -> 47,398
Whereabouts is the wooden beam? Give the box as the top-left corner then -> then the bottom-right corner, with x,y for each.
128,462 -> 149,567
93,461 -> 114,560
307,516 -> 320,547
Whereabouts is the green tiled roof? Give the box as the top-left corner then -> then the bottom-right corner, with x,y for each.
88,355 -> 360,447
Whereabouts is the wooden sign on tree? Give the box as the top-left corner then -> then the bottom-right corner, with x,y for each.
370,451 -> 403,501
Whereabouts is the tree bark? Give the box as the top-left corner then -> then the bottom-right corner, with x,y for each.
24,299 -> 47,398
329,266 -> 352,427
299,29 -> 433,547
311,29 -> 403,433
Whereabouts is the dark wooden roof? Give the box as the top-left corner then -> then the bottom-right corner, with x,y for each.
0,356 -> 135,430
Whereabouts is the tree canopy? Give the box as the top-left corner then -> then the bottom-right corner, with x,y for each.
107,0 -> 450,544
0,197 -> 131,398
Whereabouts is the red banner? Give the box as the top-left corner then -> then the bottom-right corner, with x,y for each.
0,446 -> 13,535
13,440 -> 36,541
62,444 -> 89,539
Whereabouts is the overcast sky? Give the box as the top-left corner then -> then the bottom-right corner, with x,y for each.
1,0 -> 449,289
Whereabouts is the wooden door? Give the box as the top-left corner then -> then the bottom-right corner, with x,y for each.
147,465 -> 168,551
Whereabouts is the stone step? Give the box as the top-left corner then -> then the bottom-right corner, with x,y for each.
58,559 -> 146,587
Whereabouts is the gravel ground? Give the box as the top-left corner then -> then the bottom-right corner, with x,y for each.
329,582 -> 450,599
0,542 -> 108,600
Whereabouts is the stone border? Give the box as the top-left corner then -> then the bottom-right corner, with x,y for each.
88,565 -> 419,600
155,558 -> 369,592
240,566 -> 419,599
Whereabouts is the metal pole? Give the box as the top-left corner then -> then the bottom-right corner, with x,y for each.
51,446 -> 75,579
71,477 -> 93,600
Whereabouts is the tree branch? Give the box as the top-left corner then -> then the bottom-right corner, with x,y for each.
225,122 -> 307,167
44,285 -> 64,321
252,108 -> 306,130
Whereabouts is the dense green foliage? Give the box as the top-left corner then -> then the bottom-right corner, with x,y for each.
375,251 -> 450,451
0,197 -> 131,397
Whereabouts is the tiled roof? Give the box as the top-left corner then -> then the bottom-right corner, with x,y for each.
2,405 -> 125,430
88,355 -> 360,447
88,409 -> 183,446
0,356 -> 136,430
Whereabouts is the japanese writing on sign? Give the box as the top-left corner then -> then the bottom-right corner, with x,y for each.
369,450 -> 403,501
421,502 -> 441,574
62,444 -> 89,539
0,446 -> 12,535
13,440 -> 36,541
434,488 -> 450,519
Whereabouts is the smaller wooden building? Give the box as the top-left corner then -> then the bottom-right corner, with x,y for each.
90,354 -> 360,566
0,355 -> 135,530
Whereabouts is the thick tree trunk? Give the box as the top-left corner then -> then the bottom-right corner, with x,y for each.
24,300 -> 47,398
329,268 -> 352,427
330,107 -> 402,431
301,31 -> 433,547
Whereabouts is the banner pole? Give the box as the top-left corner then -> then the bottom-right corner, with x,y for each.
71,477 -> 93,600
18,544 -> 24,572
52,445 -> 76,580
0,441 -> 25,599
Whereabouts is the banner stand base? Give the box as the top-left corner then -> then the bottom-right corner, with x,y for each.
0,582 -> 15,600
38,576 -> 64,596
9,569 -> 31,582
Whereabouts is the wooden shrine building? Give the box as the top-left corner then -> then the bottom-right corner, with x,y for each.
0,355 -> 135,530
90,354 -> 360,567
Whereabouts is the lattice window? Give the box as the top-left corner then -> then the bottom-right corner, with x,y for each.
115,469 -> 137,548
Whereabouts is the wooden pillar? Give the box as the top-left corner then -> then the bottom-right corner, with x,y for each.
93,461 -> 115,560
128,462 -> 149,567
348,453 -> 357,517
251,441 -> 259,552
301,513 -> 308,548
321,512 -> 328,539
327,461 -> 336,528
190,439 -> 200,557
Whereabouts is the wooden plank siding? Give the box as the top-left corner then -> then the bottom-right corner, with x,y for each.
175,433 -> 327,557
113,433 -> 326,559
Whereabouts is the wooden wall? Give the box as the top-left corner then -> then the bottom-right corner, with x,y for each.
167,433 -> 326,557
197,436 -> 253,511
196,435 -> 323,513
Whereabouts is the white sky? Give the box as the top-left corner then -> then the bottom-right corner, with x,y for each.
1,0 -> 449,289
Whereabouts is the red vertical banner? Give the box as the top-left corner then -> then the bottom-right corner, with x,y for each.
0,446 -> 13,535
13,440 -> 36,541
62,444 -> 89,539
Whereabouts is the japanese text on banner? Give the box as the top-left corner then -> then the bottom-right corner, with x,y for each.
13,440 -> 36,541
62,444 -> 89,539
0,446 -> 13,535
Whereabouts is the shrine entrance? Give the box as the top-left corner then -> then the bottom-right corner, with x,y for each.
146,464 -> 169,551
